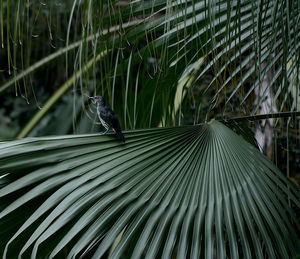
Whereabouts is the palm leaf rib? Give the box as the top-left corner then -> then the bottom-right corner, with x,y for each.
0,121 -> 299,259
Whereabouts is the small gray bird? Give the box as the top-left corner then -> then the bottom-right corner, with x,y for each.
89,95 -> 125,143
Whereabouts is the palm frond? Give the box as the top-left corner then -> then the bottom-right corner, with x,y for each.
0,120 -> 299,258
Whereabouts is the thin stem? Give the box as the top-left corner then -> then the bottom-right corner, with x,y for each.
17,50 -> 108,138
223,111 -> 300,122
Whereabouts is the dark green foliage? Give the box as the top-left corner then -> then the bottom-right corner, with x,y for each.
0,121 -> 299,258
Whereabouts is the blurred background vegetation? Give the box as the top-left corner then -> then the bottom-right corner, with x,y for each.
0,0 -> 299,180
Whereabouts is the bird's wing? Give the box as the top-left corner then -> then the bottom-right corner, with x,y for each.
99,108 -> 122,132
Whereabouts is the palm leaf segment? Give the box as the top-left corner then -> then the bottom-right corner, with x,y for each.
0,121 -> 299,258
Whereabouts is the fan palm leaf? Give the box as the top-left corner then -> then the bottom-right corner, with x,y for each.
0,120 -> 299,258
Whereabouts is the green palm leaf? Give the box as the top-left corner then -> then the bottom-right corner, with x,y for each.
2,0 -> 298,136
0,120 -> 299,258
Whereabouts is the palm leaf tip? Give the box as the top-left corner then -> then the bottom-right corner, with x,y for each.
0,121 -> 299,258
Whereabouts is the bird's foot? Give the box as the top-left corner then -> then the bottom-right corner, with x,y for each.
99,129 -> 109,135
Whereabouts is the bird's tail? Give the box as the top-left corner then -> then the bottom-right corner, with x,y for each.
116,131 -> 125,143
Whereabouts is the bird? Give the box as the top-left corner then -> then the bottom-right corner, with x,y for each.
89,95 -> 125,143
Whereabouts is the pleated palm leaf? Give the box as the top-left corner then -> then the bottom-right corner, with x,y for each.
0,1 -> 299,258
0,121 -> 299,258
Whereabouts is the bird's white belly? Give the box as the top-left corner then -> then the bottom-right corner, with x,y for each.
97,107 -> 110,130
